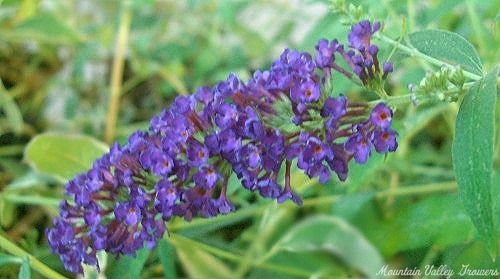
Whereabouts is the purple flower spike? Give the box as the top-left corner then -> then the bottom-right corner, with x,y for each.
47,19 -> 399,275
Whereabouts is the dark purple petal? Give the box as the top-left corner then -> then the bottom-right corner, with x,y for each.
290,78 -> 320,103
372,129 -> 398,153
345,133 -> 372,164
186,140 -> 209,167
321,95 -> 347,119
370,103 -> 393,128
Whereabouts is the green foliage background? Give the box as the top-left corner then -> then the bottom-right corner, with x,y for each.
0,0 -> 499,278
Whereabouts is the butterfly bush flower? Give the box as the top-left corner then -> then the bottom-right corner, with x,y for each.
47,20 -> 398,274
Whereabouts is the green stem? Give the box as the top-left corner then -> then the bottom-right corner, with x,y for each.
303,181 -> 456,207
0,144 -> 25,156
371,82 -> 473,109
375,181 -> 456,199
168,204 -> 264,231
0,234 -> 68,279
375,33 -> 482,81
234,205 -> 292,279
2,194 -> 60,207
104,2 -> 132,144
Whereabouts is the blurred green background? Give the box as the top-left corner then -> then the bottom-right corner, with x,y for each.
0,0 -> 499,278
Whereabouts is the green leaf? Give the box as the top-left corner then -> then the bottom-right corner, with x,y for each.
5,172 -> 55,191
270,215 -> 384,278
452,67 -> 498,259
248,251 -> 346,279
0,253 -> 21,266
0,88 -> 23,134
18,257 -> 30,279
10,13 -> 81,44
0,196 -> 15,227
443,239 -> 499,272
158,239 -> 177,279
106,247 -> 150,279
494,170 -> 500,234
24,133 -> 108,182
409,29 -> 483,76
170,235 -> 233,279
373,194 -> 475,257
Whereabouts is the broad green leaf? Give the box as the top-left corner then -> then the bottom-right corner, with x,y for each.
170,235 -> 233,279
331,192 -> 374,222
106,247 -> 150,279
271,215 -> 383,278
24,133 -> 108,182
10,13 -> 81,44
343,154 -> 384,192
452,67 -> 498,259
443,240 -> 499,273
409,29 -> 483,76
248,251 -> 346,279
18,257 -> 30,279
373,194 -> 475,257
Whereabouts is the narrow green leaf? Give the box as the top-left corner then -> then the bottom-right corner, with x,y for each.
158,239 -> 177,279
5,172 -> 55,191
170,236 -> 233,279
271,215 -> 383,278
494,170 -> 500,234
0,253 -> 21,266
106,247 -> 150,279
0,90 -> 23,135
409,29 -> 483,75
452,67 -> 498,259
24,133 -> 108,182
18,256 -> 30,279
0,196 -> 15,227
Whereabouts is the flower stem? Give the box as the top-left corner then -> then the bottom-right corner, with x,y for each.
104,3 -> 132,144
375,181 -> 456,198
374,33 -> 482,81
2,194 -> 60,207
302,181 -> 457,207
0,234 -> 68,279
370,82 -> 472,109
